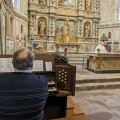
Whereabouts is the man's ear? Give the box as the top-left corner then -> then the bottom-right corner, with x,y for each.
31,62 -> 33,69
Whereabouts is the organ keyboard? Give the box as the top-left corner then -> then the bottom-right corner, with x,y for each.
48,80 -> 55,85
48,80 -> 57,95
48,87 -> 57,95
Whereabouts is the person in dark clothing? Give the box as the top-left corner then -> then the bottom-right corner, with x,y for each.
0,48 -> 48,120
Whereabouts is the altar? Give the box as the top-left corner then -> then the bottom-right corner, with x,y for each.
55,43 -> 80,52
87,53 -> 120,73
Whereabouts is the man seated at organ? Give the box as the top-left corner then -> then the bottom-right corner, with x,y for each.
0,48 -> 48,120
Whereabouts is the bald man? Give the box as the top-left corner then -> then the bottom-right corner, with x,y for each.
0,48 -> 48,120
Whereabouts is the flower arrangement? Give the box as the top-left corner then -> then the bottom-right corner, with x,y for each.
33,43 -> 43,53
26,43 -> 32,50
35,44 -> 43,49
97,48 -> 101,53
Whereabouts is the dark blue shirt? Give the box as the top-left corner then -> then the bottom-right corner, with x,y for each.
0,72 -> 48,120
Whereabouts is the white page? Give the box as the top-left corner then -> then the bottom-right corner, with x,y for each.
33,60 -> 43,71
6,58 -> 14,72
0,58 -> 7,72
45,62 -> 52,71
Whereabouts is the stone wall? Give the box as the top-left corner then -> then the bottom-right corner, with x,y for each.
99,0 -> 120,52
0,0 -> 28,54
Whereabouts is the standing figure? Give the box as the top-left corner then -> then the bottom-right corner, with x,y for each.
86,0 -> 90,10
39,18 -> 46,35
85,23 -> 90,37
39,0 -> 46,4
95,40 -> 107,53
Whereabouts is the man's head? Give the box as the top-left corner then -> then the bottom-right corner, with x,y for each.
100,40 -> 105,46
12,48 -> 35,70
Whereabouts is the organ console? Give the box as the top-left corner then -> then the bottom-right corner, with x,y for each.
34,54 -> 76,120
0,54 -> 76,120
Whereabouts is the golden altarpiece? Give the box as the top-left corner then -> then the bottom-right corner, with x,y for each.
28,0 -> 100,53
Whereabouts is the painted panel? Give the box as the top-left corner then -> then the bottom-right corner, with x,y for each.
55,20 -> 76,42
58,0 -> 76,7
55,20 -> 76,35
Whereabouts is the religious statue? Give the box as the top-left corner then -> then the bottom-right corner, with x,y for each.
84,23 -> 90,37
61,23 -> 69,35
56,20 -> 76,43
38,18 -> 46,35
85,0 -> 90,10
39,0 -> 46,4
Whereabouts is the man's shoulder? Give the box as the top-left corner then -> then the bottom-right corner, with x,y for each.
36,74 -> 47,81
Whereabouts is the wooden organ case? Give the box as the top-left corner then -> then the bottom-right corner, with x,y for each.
0,54 -> 76,120
34,54 -> 76,120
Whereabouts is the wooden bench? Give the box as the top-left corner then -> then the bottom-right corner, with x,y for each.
51,97 -> 89,120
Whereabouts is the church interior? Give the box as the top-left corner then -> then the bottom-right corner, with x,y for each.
1,0 -> 120,120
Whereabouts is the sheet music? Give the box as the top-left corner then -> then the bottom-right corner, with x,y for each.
33,60 -> 43,71
45,62 -> 52,71
0,58 -> 7,72
6,58 -> 14,72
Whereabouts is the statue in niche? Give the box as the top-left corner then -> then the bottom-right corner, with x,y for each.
108,32 -> 111,39
84,23 -> 90,37
39,0 -> 46,4
38,18 -> 46,35
85,0 -> 90,10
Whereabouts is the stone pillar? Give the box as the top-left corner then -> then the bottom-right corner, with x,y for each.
6,13 -> 10,35
93,0 -> 100,12
29,15 -> 36,36
12,18 -> 15,37
78,0 -> 84,16
8,14 -> 11,35
78,0 -> 84,10
48,17 -> 55,37
20,0 -> 24,13
77,20 -> 83,38
93,18 -> 99,38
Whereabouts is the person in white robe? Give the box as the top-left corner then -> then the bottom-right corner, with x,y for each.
95,40 -> 107,53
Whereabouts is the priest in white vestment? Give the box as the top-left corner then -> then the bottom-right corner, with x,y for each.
95,40 -> 107,53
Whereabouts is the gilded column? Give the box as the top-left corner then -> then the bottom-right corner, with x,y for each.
12,18 -> 15,37
6,13 -> 10,35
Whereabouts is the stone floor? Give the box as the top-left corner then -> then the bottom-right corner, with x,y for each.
70,66 -> 120,120
71,89 -> 120,120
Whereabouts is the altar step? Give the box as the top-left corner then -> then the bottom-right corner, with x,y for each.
67,54 -> 87,66
67,97 -> 85,117
75,78 -> 120,91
